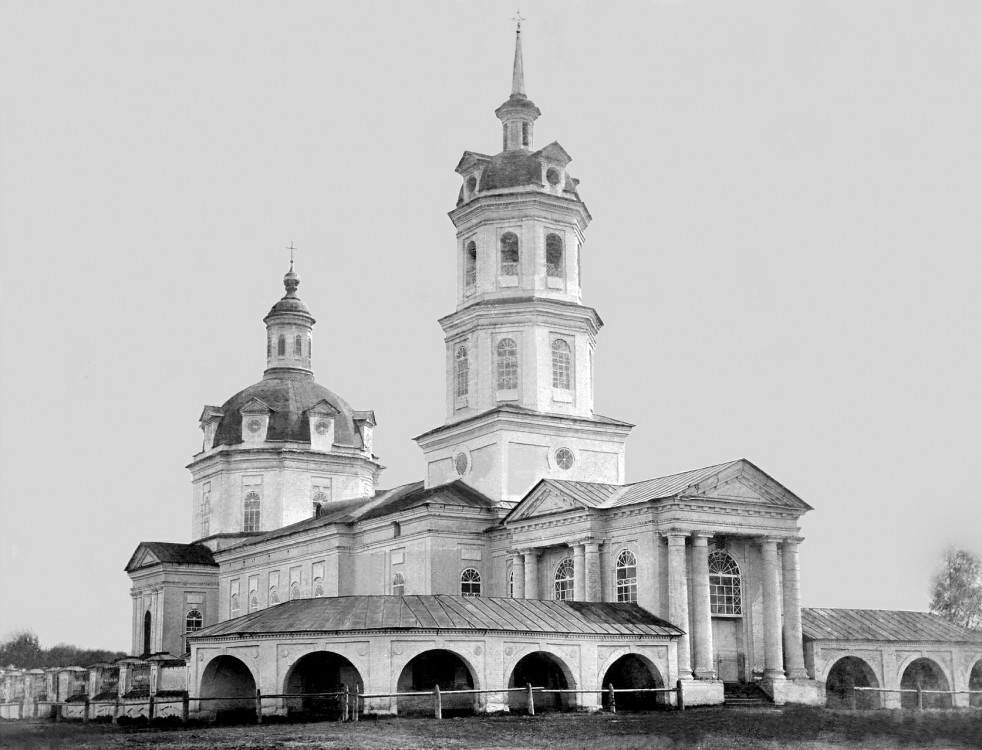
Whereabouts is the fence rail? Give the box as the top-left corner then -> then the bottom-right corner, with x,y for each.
848,686 -> 982,711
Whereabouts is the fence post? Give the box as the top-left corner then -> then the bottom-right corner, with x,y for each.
342,685 -> 349,722
917,682 -> 923,711
850,686 -> 857,710
353,685 -> 359,722
83,698 -> 90,724
434,684 -> 442,720
608,683 -> 616,713
182,693 -> 189,723
256,688 -> 263,724
112,696 -> 120,725
526,683 -> 535,716
148,694 -> 155,722
54,702 -> 61,723
676,679 -> 685,711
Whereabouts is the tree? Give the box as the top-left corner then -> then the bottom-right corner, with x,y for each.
0,630 -> 42,668
0,630 -> 126,669
930,548 -> 982,630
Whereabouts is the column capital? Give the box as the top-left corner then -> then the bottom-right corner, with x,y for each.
516,547 -> 540,558
690,531 -> 713,544
759,535 -> 785,547
663,528 -> 690,543
569,536 -> 603,549
782,536 -> 805,547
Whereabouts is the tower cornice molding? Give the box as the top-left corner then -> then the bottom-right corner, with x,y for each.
450,191 -> 591,232
439,297 -> 603,338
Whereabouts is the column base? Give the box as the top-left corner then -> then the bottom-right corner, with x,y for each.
785,667 -> 810,680
694,668 -> 717,679
759,677 -> 825,706
764,669 -> 787,680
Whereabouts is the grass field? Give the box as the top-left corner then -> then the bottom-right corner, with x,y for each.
2,707 -> 981,750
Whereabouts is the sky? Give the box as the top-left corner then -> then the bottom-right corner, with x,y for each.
1,0 -> 980,652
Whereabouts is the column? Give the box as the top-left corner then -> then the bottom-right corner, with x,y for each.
666,531 -> 692,679
690,533 -> 715,679
511,552 -> 526,599
523,550 -> 539,599
761,537 -> 785,680
573,544 -> 586,601
781,538 -> 809,679
584,541 -> 602,602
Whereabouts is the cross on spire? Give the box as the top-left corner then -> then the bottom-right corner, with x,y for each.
286,241 -> 296,270
511,11 -> 526,96
513,10 -> 525,32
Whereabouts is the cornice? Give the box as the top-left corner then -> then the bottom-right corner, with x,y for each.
416,409 -> 632,447
439,298 -> 602,337
188,446 -> 382,473
449,192 -> 591,233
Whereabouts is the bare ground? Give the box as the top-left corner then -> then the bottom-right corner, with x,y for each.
2,707 -> 981,750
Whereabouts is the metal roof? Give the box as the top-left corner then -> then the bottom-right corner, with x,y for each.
801,608 -> 982,643
190,595 -> 683,640
124,542 -> 217,571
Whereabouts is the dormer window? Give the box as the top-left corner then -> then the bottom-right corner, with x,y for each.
500,233 -> 519,278
466,175 -> 477,195
546,167 -> 562,186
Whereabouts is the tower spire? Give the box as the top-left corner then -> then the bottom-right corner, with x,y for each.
512,11 -> 526,97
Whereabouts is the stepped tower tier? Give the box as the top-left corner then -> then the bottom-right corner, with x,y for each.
190,263 -> 383,545
416,25 -> 632,507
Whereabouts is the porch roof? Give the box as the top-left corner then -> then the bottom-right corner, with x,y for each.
802,608 -> 982,643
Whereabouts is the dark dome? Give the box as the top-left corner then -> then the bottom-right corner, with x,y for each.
479,150 -> 545,191
266,296 -> 312,317
212,372 -> 362,449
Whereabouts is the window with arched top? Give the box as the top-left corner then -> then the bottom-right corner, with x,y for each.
546,234 -> 564,278
708,550 -> 742,615
277,335 -> 286,356
243,492 -> 261,532
392,572 -> 405,596
555,558 -> 575,600
460,568 -> 481,597
185,609 -> 203,633
455,345 -> 469,398
312,491 -> 328,516
269,586 -> 280,605
313,578 -> 324,597
267,335 -> 272,358
496,338 -> 518,391
290,582 -> 301,600
521,122 -> 530,147
500,233 -> 519,277
615,550 -> 638,603
465,241 -> 477,288
294,335 -> 302,356
552,339 -> 572,390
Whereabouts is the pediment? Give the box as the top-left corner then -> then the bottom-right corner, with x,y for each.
306,399 -> 340,417
536,141 -> 572,166
455,151 -> 492,174
128,547 -> 160,571
198,405 -> 224,424
506,483 -> 588,523
684,464 -> 810,510
240,397 -> 272,415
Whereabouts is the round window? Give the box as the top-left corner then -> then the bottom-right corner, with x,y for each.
467,175 -> 478,193
546,168 -> 562,186
314,421 -> 330,436
454,452 -> 469,476
555,447 -> 575,470
247,418 -> 263,434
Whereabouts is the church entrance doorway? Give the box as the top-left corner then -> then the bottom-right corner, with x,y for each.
825,656 -> 880,709
508,651 -> 575,712
900,658 -> 951,709
600,654 -> 665,711
712,617 -> 744,682
283,651 -> 362,718
396,649 -> 477,716
199,655 -> 256,720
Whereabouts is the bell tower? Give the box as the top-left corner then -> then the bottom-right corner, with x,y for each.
415,22 -> 632,506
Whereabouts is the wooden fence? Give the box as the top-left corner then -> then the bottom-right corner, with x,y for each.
851,685 -> 981,710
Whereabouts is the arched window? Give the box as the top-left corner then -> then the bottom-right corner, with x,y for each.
143,611 -> 152,656
552,339 -> 572,390
500,232 -> 519,276
267,335 -> 272,358
243,492 -> 261,532
546,234 -> 564,278
312,491 -> 329,517
185,609 -> 203,633
615,550 -> 638,603
277,335 -> 286,356
708,550 -> 742,615
496,338 -> 518,391
508,568 -> 515,598
392,572 -> 405,596
269,586 -> 280,605
454,345 -> 469,398
294,335 -> 302,356
230,593 -> 240,617
465,241 -> 477,288
460,568 -> 481,597
249,592 -> 259,612
313,578 -> 324,597
555,558 -> 575,600
521,122 -> 530,147
290,582 -> 301,600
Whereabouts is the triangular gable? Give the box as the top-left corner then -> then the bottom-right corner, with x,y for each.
239,397 -> 272,415
504,480 -> 592,524
535,141 -> 572,166
125,545 -> 161,572
455,150 -> 492,174
352,410 -> 376,426
305,399 -> 340,417
680,460 -> 812,511
198,405 -> 223,424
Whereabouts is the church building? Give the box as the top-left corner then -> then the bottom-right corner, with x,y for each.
124,24 -> 981,716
